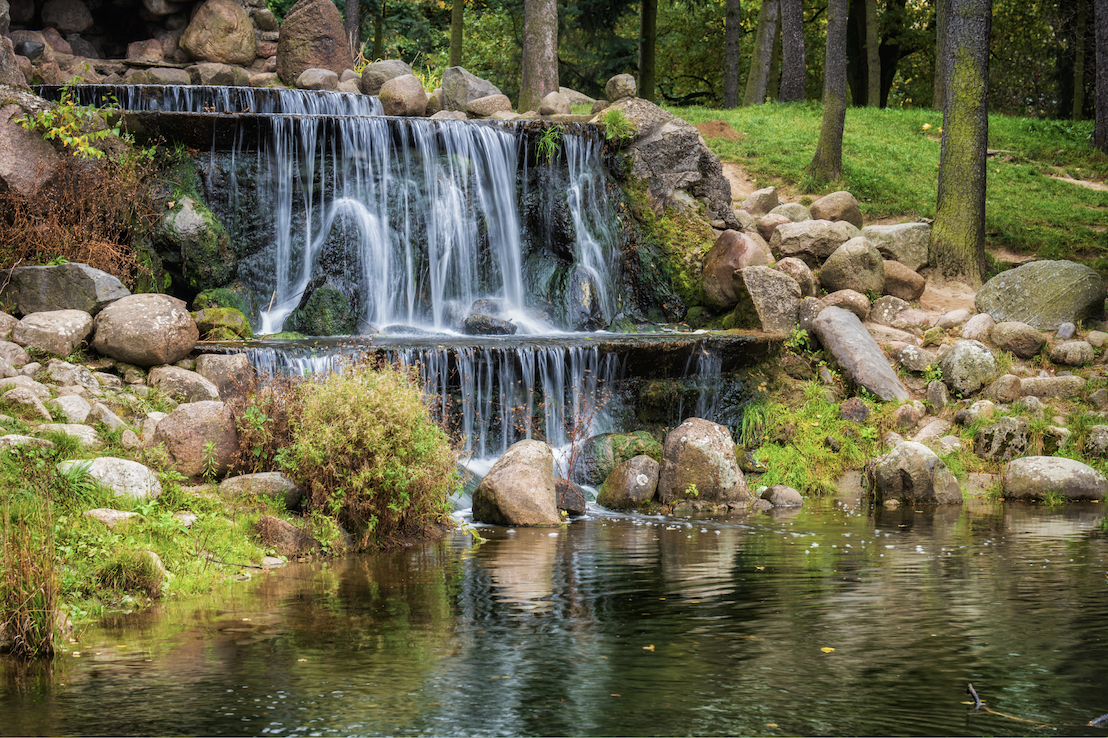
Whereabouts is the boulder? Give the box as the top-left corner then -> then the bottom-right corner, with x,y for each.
441,66 -> 501,111
555,478 -> 588,515
961,312 -> 995,342
466,94 -> 512,117
92,294 -> 198,367
1003,456 -> 1107,501
895,344 -> 934,373
927,379 -> 950,411
773,257 -> 817,298
88,402 -> 128,432
84,508 -> 136,528
3,386 -> 49,420
149,366 -> 221,403
975,260 -> 1107,331
127,39 -> 164,63
0,375 -> 48,399
0,102 -> 61,196
701,230 -> 773,309
43,359 -> 98,393
819,237 -> 884,295
12,309 -> 93,357
882,260 -> 926,301
151,400 -> 239,479
472,439 -> 559,525
990,321 -> 1045,359
157,196 -> 235,293
58,457 -> 161,499
872,441 -> 962,504
192,307 -> 252,340
1019,375 -> 1085,399
180,0 -> 255,66
757,212 -> 791,244
937,339 -> 996,396
1084,426 -> 1108,457
839,397 -> 871,422
597,455 -> 659,509
761,484 -> 803,506
195,353 -> 253,399
538,90 -> 570,115
810,307 -> 909,401
860,222 -> 931,272
425,88 -> 444,115
358,59 -> 413,95
571,430 -> 661,487
41,0 -> 92,34
220,472 -> 304,510
255,515 -> 320,555
809,191 -> 863,228
974,416 -> 1029,460
870,295 -> 910,326
0,313 -> 16,341
378,73 -> 428,116
276,0 -> 352,85
0,263 -> 129,316
983,374 -> 1021,403
730,266 -> 801,333
0,434 -> 52,450
38,423 -> 99,447
656,417 -> 750,504
128,67 -> 191,85
821,289 -> 870,321
605,73 -> 636,101
463,314 -> 516,335
738,186 -> 779,216
937,308 -> 972,330
769,219 -> 860,267
1050,340 -> 1094,366
770,202 -> 811,222
46,394 -> 91,423
295,67 -> 338,91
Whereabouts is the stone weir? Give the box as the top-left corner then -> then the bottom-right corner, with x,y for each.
205,332 -> 779,459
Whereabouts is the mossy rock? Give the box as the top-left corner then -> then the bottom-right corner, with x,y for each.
192,307 -> 254,340
286,285 -> 357,336
193,285 -> 260,325
265,331 -> 307,340
157,196 -> 236,293
571,430 -> 661,486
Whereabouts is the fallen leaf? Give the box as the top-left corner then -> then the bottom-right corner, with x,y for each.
767,723 -> 779,728
820,647 -> 835,653
643,644 -> 655,651
611,694 -> 621,697
922,124 -> 932,130
756,566 -> 765,571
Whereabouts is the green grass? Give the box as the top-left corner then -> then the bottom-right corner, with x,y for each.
669,102 -> 1108,270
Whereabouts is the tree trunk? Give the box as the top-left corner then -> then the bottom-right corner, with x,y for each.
639,0 -> 658,102
519,0 -> 559,112
768,21 -> 782,98
373,0 -> 385,61
744,0 -> 778,105
865,0 -> 879,106
929,0 -> 991,285
779,0 -> 806,101
722,0 -> 743,108
449,0 -> 465,68
344,0 -> 360,56
808,0 -> 849,181
1094,0 -> 1108,151
932,0 -> 948,110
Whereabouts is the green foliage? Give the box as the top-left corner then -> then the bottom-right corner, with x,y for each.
601,107 -> 636,142
923,364 -> 944,384
1,496 -> 58,658
536,125 -> 563,163
283,362 -> 458,550
96,549 -> 164,598
17,85 -> 121,159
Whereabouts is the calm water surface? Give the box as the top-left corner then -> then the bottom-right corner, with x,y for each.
3,499 -> 1108,737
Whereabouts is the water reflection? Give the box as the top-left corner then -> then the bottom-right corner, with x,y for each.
2,501 -> 1108,737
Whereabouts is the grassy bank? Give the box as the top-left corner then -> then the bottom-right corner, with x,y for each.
669,102 -> 1108,269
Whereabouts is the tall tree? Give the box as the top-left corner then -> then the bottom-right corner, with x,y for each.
778,0 -> 806,100
808,0 -> 849,181
639,0 -> 659,101
932,0 -> 947,109
1071,0 -> 1086,119
449,0 -> 465,67
1095,0 -> 1108,151
722,0 -> 743,108
865,0 -> 879,105
929,0 -> 991,285
744,0 -> 779,105
345,0 -> 360,55
519,0 -> 559,111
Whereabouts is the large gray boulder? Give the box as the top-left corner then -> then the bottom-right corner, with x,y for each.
774,257 -> 818,297
0,263 -> 129,316
738,186 -> 779,216
769,219 -> 860,267
1019,375 -> 1086,399
872,441 -> 962,504
605,73 -> 636,101
58,457 -> 161,499
43,358 -> 98,393
276,0 -> 353,85
809,191 -> 863,229
466,94 -> 512,117
819,237 -> 884,295
597,455 -> 659,509
1003,456 -> 1108,501
180,0 -> 256,66
810,306 -> 909,401
937,339 -> 997,396
358,59 -> 413,96
701,230 -> 772,309
730,266 -> 801,333
12,309 -> 93,357
92,294 -> 198,367
657,417 -> 750,504
1050,340 -> 1095,366
152,400 -> 239,479
378,73 -> 428,117
472,439 -> 560,525
975,260 -> 1107,331
974,416 -> 1029,461
195,353 -> 253,399
570,431 -> 660,487
860,222 -> 931,271
441,66 -> 501,111
220,472 -> 304,510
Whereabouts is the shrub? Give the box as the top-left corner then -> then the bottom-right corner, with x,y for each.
95,549 -> 165,599
280,362 -> 458,550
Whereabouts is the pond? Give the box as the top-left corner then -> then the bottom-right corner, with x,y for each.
3,499 -> 1108,737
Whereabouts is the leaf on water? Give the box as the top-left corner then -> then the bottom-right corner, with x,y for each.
756,566 -> 765,571
820,647 -> 835,653
643,644 -> 655,651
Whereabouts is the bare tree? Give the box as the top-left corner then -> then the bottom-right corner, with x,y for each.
519,0 -> 558,112
929,0 -> 991,284
744,0 -> 779,105
808,0 -> 848,181
722,0 -> 743,108
778,0 -> 806,101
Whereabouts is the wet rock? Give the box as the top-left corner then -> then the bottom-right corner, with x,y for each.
974,416 -> 1029,460
566,265 -> 603,331
472,439 -> 560,526
1003,456 -> 1107,501
277,0 -> 353,85
937,339 -> 996,396
193,307 -> 252,340
990,321 -> 1046,359
220,472 -> 304,510
555,478 -> 587,515
180,0 -> 255,66
761,484 -> 803,507
152,401 -> 239,479
975,260 -> 1107,331
463,314 -> 517,335
701,230 -> 773,309
59,457 -> 161,499
860,222 -> 930,272
809,191 -> 863,229
811,307 -> 909,401
598,455 -> 659,509
0,263 -> 129,316
657,417 -> 750,504
769,219 -> 859,268
571,431 -> 661,487
1050,340 -> 1094,366
730,266 -> 801,333
12,309 -> 93,358
872,441 -> 962,504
